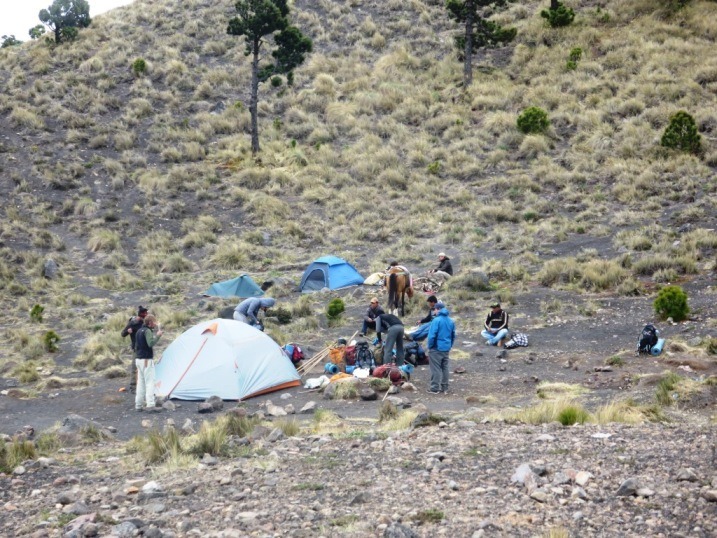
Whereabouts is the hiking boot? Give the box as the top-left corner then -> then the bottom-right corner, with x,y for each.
426,389 -> 440,394
145,406 -> 162,413
135,407 -> 143,412
359,333 -> 366,337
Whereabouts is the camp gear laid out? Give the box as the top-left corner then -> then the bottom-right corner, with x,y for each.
324,362 -> 340,375
504,333 -> 529,349
404,341 -> 428,365
299,256 -> 364,292
650,338 -> 666,356
283,343 -> 305,366
352,367 -> 370,379
372,363 -> 404,385
304,376 -> 330,389
155,319 -> 300,400
637,324 -> 659,354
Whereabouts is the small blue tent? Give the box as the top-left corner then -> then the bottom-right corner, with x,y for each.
299,256 -> 364,292
203,274 -> 264,298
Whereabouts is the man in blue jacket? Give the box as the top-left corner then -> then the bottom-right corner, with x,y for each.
426,302 -> 455,394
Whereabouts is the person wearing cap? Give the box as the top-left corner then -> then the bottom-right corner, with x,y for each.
121,306 -> 149,393
429,253 -> 453,283
134,314 -> 163,411
375,312 -> 405,365
360,297 -> 385,336
234,297 -> 276,327
407,295 -> 438,342
427,302 -> 455,394
482,301 -> 509,346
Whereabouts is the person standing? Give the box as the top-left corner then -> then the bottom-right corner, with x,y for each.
360,297 -> 385,336
135,314 -> 163,411
482,301 -> 509,346
120,305 -> 148,393
375,313 -> 405,366
427,302 -> 455,394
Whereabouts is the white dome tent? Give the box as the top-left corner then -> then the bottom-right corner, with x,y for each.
154,319 -> 300,400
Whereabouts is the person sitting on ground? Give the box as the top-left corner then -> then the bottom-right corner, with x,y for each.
234,297 -> 276,326
407,295 -> 438,342
135,314 -> 163,412
375,312 -> 405,366
120,305 -> 148,393
482,301 -> 509,347
360,297 -> 385,336
429,252 -> 453,281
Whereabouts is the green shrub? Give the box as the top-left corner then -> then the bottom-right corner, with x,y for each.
517,107 -> 549,134
566,46 -> 582,70
272,307 -> 293,325
660,111 -> 701,155
557,404 -> 590,425
427,161 -> 441,175
43,331 -> 60,352
541,2 -> 576,28
271,76 -> 283,87
30,304 -> 44,323
132,58 -> 147,76
326,298 -> 345,320
654,285 -> 689,321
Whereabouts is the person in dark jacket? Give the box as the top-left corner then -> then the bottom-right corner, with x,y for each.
135,314 -> 163,411
430,252 -> 453,278
407,295 -> 438,342
482,301 -> 509,346
427,302 -> 456,394
375,313 -> 405,365
121,305 -> 148,393
360,297 -> 385,336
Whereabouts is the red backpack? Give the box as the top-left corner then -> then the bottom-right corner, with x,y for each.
283,343 -> 305,366
372,363 -> 403,385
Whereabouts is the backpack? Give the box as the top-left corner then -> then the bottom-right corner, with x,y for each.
637,325 -> 659,354
354,341 -> 376,370
404,341 -> 428,366
504,333 -> 529,350
283,343 -> 305,366
372,363 -> 403,385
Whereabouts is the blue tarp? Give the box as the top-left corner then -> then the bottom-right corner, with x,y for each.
203,274 -> 264,298
299,256 -> 364,292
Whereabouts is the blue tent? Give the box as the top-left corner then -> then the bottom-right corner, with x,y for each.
299,256 -> 364,292
203,274 -> 264,298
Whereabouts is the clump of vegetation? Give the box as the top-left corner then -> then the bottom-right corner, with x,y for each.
415,508 -> 445,524
655,372 -> 682,406
541,1 -> 576,28
705,338 -> 717,355
517,107 -> 549,134
132,58 -> 147,77
43,330 -> 60,352
271,306 -> 293,325
661,111 -> 701,155
566,46 -> 582,70
606,355 -> 625,367
275,418 -> 300,437
326,298 -> 345,320
378,401 -> 399,422
30,304 -> 44,323
557,404 -> 590,425
654,285 -> 689,321
0,437 -> 37,473
185,420 -> 227,457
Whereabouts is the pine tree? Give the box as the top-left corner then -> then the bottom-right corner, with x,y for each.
228,0 -> 312,154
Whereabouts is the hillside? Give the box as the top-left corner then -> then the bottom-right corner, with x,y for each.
2,0 -> 717,535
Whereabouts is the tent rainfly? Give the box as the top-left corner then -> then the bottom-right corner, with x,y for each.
299,256 -> 364,292
154,319 -> 300,400
203,274 -> 264,298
